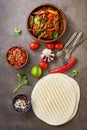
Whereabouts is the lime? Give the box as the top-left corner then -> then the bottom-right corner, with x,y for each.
31,65 -> 42,77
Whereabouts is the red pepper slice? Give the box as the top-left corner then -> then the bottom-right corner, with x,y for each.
32,24 -> 39,35
48,13 -> 53,18
47,18 -> 52,24
46,26 -> 59,32
47,14 -> 53,24
37,10 -> 48,16
49,57 -> 76,73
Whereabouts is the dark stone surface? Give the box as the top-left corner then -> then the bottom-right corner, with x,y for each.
0,0 -> 87,130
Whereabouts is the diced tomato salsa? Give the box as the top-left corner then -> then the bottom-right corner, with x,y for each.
7,46 -> 28,68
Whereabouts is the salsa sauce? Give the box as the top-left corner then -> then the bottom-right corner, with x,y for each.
7,46 -> 28,68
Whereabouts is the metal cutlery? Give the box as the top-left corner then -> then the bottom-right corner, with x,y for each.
63,32 -> 84,65
56,32 -> 78,58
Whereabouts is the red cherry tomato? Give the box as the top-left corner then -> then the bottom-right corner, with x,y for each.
39,61 -> 48,69
29,42 -> 39,50
46,42 -> 54,50
54,42 -> 63,50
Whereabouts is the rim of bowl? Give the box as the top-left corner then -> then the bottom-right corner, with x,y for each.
12,94 -> 31,113
27,3 -> 67,43
6,46 -> 28,69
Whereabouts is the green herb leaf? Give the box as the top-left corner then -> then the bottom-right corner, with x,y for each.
72,69 -> 78,77
17,72 -> 26,78
14,27 -> 22,35
34,16 -> 41,24
53,31 -> 59,38
13,72 -> 29,94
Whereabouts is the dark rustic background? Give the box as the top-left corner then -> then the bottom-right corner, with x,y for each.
0,0 -> 87,130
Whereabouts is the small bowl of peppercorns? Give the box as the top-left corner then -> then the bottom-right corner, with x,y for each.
12,94 -> 31,113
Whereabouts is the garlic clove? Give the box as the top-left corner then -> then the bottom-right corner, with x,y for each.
41,49 -> 55,62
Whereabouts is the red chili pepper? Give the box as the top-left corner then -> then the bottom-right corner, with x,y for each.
49,57 -> 76,73
37,10 -> 48,16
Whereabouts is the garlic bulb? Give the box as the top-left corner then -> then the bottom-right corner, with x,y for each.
41,49 -> 55,62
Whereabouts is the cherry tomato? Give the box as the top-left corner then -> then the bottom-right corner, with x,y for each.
39,61 -> 48,69
54,42 -> 63,50
29,42 -> 39,50
46,42 -> 54,50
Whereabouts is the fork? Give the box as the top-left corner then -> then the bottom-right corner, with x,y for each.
63,32 -> 83,65
56,32 -> 78,58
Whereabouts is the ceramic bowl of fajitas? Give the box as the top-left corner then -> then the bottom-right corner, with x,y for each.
27,3 -> 67,42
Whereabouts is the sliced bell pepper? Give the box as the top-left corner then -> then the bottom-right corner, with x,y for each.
34,16 -> 41,24
37,10 -> 48,16
53,31 -> 59,38
48,9 -> 58,14
47,13 -> 53,24
46,26 -> 59,32
33,24 -> 39,35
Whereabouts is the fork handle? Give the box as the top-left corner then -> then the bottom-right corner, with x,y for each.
71,33 -> 87,51
75,34 -> 87,46
72,32 -> 83,48
64,32 -> 78,49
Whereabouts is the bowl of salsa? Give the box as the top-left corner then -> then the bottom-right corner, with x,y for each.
6,46 -> 28,68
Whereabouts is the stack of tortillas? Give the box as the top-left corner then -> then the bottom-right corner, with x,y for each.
31,73 -> 80,126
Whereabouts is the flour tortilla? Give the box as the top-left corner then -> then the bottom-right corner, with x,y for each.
59,74 -> 80,120
43,74 -> 80,121
31,74 -> 80,126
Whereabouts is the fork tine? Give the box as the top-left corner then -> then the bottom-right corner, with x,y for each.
63,32 -> 83,65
